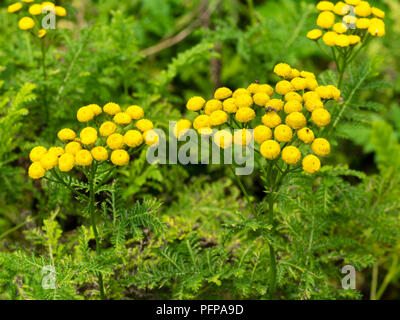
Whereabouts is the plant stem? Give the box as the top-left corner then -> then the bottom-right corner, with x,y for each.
267,192 -> 277,299
370,262 -> 379,300
89,163 -> 105,299
229,165 -> 257,216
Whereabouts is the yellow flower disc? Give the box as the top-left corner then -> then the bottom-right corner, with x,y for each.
214,87 -> 232,100
186,96 -> 205,112
262,111 -> 282,128
8,2 -> 23,13
210,110 -> 228,126
260,140 -> 281,160
317,11 -> 335,29
113,112 -> 132,125
18,17 -> 35,30
99,121 -> 117,137
75,150 -> 93,166
235,107 -> 256,123
143,129 -> 159,146
193,115 -> 211,130
136,119 -> 154,132
58,153 -> 75,172
111,149 -> 130,166
286,112 -> 307,129
297,127 -> 315,144
28,162 -> 46,179
77,106 -> 95,122
266,99 -> 284,112
311,108 -> 331,127
254,125 -> 272,144
126,105 -> 144,120
307,29 -> 323,40
91,146 -> 109,161
124,130 -> 143,147
284,100 -> 303,114
222,98 -> 238,114
29,146 -> 48,162
274,124 -> 293,143
274,63 -> 292,78
58,128 -> 76,141
65,141 -> 82,155
80,127 -> 98,145
312,138 -> 331,156
213,130 -> 233,149
281,146 -> 302,165
275,80 -> 294,95
302,154 -> 321,174
235,94 -> 253,109
48,147 -> 64,157
40,152 -> 58,170
107,133 -> 125,150
103,102 -> 121,115
253,92 -> 270,107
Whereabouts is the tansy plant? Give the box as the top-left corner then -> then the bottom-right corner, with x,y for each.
174,63 -> 339,297
27,102 -> 159,299
307,0 -> 386,88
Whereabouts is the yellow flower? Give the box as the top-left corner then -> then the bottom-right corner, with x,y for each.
233,88 -> 250,98
285,92 -> 303,102
275,80 -> 294,95
260,140 -> 281,160
113,112 -> 132,125
77,106 -> 95,122
253,92 -> 270,107
262,111 -> 282,128
65,141 -> 82,155
210,110 -> 228,126
284,100 -> 302,114
323,31 -> 338,46
58,153 -> 75,172
300,71 -> 316,79
273,63 -> 292,78
103,102 -> 121,115
254,125 -> 272,144
107,133 -> 125,150
29,146 -> 47,162
297,127 -> 315,144
368,19 -> 385,37
18,17 -> 35,30
316,86 -> 332,99
173,119 -> 192,138
75,150 -> 93,166
286,112 -> 307,129
48,147 -> 64,157
222,98 -> 238,114
371,7 -> 385,19
186,96 -> 205,111
99,121 -> 117,137
274,124 -> 293,143
307,29 -> 323,40
356,18 -> 370,29
42,2 -> 55,7
282,146 -> 301,165
214,87 -> 232,100
91,146 -> 108,161
213,130 -> 233,149
349,35 -> 361,45
333,22 -> 347,34
126,105 -> 144,120
55,6 -> 67,16
317,11 -> 335,29
136,119 -> 154,132
317,1 -> 334,11
335,34 -> 350,47
303,91 -> 320,102
291,77 -> 307,91
235,107 -> 255,123
343,14 -> 357,26
234,129 -> 253,146
266,99 -> 284,112
8,2 -> 23,13
193,115 -> 211,130
28,162 -> 46,179
87,104 -> 102,116
302,154 -> 321,174
80,127 -> 98,145
355,1 -> 371,17
198,127 -> 213,136
235,94 -> 253,109
29,4 -> 43,15
344,0 -> 361,5
312,138 -> 331,156
258,84 -> 274,96
311,108 -> 331,127
305,98 -> 324,112
111,150 -> 130,166
333,1 -> 349,16
40,152 -> 58,170
306,78 -> 319,90
290,69 -> 301,79
58,128 -> 76,141
124,130 -> 143,147
247,83 -> 260,94
205,99 -> 223,115
143,130 -> 159,146
22,0 -> 35,2
38,29 -> 47,38
327,85 -> 341,100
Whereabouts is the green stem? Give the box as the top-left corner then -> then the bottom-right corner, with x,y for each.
267,192 -> 277,299
230,165 -> 257,216
370,262 -> 378,300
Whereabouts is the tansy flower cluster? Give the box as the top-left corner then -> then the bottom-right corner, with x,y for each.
28,103 -> 159,179
6,1 -> 67,38
175,63 -> 338,174
308,0 -> 386,48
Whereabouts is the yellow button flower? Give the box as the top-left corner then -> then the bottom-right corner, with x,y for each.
371,7 -> 385,19
333,1 -> 349,16
222,98 -> 238,114
126,105 -> 144,120
210,110 -> 228,126
260,140 -> 281,160
124,130 -> 143,147
275,80 -> 294,95
55,6 -> 67,16
247,83 -> 260,94
18,17 -> 35,30
234,129 -> 253,146
111,150 -> 130,166
316,86 -> 332,99
38,29 -> 47,38
317,11 -> 335,29
311,108 -> 331,127
113,112 -> 132,125
65,141 -> 82,155
345,0 -> 361,5
213,130 -> 233,149
235,107 -> 256,123
262,111 -> 282,128
290,77 -> 307,91
289,69 -> 301,79
99,121 -> 116,137
253,92 -> 270,107
29,146 -> 48,162
284,100 -> 303,114
86,104 -> 102,116
107,133 -> 125,150
29,4 -> 43,15
285,92 -> 303,102
173,119 -> 192,138
349,35 -> 361,45
355,1 -> 371,17
75,150 -> 93,166
302,154 -> 321,174
297,127 -> 315,144
58,128 -> 76,141
266,99 -> 284,112
312,138 -> 331,156
233,88 -> 250,98
80,127 -> 98,145
327,85 -> 341,100
286,112 -> 307,129
136,119 -> 154,132
258,84 -> 274,96
77,106 -> 95,122
274,124 -> 293,143
322,31 -> 338,46
317,1 -> 334,11
40,152 -> 58,170
356,18 -> 370,29
48,147 -> 64,157
235,94 -> 253,109
282,146 -> 301,165
368,19 -> 385,37
335,34 -> 350,47
8,2 -> 23,13
214,87 -> 232,100
333,22 -> 347,34
303,91 -> 320,102
254,125 -> 272,144
186,96 -> 205,111
143,130 -> 159,146
28,162 -> 46,179
193,115 -> 211,130
103,102 -> 121,115
305,98 -> 324,112
273,63 -> 292,78
300,71 -> 316,79
204,99 -> 223,115
91,146 -> 108,161
58,153 -> 75,172
198,127 -> 213,136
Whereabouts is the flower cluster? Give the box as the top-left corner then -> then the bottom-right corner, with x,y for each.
28,103 -> 158,179
175,63 -> 339,174
307,1 -> 385,48
7,1 -> 67,38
